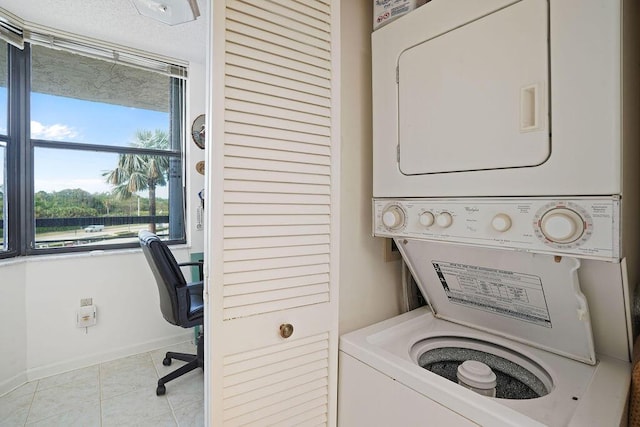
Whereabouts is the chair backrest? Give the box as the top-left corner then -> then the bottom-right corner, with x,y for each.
138,230 -> 187,326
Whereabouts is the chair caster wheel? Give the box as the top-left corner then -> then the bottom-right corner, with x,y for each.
156,384 -> 166,396
162,357 -> 171,366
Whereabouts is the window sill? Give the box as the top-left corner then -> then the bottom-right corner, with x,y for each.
0,243 -> 194,266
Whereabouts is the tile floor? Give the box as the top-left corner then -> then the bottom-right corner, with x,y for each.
0,341 -> 204,427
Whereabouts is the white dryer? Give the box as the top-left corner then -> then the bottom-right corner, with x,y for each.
372,0 -> 639,198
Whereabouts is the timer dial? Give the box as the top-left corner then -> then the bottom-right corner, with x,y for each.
540,208 -> 585,243
381,205 -> 406,230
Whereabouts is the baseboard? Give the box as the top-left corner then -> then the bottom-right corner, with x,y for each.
25,332 -> 193,383
0,371 -> 28,397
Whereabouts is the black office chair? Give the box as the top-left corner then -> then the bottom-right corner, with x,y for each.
138,230 -> 204,396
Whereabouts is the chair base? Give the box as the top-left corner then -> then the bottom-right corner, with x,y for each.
156,333 -> 204,396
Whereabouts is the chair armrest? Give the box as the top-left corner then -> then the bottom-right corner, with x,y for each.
178,261 -> 204,281
176,280 -> 204,326
178,261 -> 203,267
186,281 -> 204,295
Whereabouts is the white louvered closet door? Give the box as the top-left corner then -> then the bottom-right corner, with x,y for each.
206,0 -> 340,426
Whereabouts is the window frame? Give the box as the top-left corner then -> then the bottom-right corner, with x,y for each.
0,40 -> 187,259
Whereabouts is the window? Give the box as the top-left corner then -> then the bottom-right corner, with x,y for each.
0,26 -> 187,258
0,40 -> 7,253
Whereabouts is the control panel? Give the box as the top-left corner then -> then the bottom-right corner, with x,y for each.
373,197 -> 620,260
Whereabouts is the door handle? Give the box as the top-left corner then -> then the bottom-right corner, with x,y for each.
520,83 -> 541,132
279,323 -> 294,339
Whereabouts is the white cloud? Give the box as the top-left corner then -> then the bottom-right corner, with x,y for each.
31,121 -> 78,140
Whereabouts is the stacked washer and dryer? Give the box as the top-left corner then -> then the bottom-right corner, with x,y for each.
339,0 -> 640,426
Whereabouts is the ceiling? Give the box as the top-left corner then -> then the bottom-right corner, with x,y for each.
0,0 -> 207,63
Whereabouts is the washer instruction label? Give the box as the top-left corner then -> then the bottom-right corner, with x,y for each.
432,261 -> 551,327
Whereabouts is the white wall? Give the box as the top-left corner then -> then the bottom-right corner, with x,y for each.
339,0 -> 403,335
23,249 -> 194,380
0,261 -> 27,394
0,0 -> 207,395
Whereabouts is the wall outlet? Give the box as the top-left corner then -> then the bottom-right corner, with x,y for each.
77,305 -> 97,328
80,298 -> 93,307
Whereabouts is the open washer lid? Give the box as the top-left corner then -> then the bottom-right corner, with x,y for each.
396,238 -> 596,365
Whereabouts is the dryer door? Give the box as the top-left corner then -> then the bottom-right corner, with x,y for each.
398,0 -> 549,175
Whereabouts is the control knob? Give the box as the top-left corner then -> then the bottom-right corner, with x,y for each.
382,205 -> 406,230
491,213 -> 512,232
436,212 -> 453,228
540,208 -> 585,243
419,211 -> 435,227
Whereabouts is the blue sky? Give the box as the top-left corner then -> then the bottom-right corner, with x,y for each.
0,89 -> 170,196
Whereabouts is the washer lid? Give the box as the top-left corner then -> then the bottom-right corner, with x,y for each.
396,239 -> 596,364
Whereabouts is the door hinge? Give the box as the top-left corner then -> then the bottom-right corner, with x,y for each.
396,66 -> 399,84
396,145 -> 400,162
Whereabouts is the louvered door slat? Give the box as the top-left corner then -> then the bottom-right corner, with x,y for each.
226,110 -> 331,136
225,169 -> 331,185
226,19 -> 330,60
225,192 -> 330,205
269,408 -> 328,427
223,234 -> 330,250
226,339 -> 328,376
223,293 -> 329,318
268,0 -> 330,23
226,54 -> 330,90
229,0 -> 330,39
226,122 -> 331,145
226,99 -> 331,127
224,263 -> 329,285
226,87 -> 330,117
223,273 -> 329,295
224,333 -> 329,365
212,0 -> 337,424
224,359 -> 327,399
226,34 -> 329,69
224,283 -> 329,308
224,378 -> 328,420
227,66 -> 331,99
226,145 -> 330,165
226,43 -> 330,80
224,224 -> 330,238
227,76 -> 330,107
224,370 -> 327,409
224,356 -> 327,398
224,203 -> 330,215
225,159 -> 330,177
225,181 -> 329,195
231,393 -> 328,426
224,350 -> 329,389
225,214 -> 330,226
225,133 -> 331,155
293,0 -> 331,14
225,253 -> 330,273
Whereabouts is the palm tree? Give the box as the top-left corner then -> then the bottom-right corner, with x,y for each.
104,129 -> 169,233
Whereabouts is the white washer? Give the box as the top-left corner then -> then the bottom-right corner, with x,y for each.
339,308 -> 630,427
339,240 -> 631,426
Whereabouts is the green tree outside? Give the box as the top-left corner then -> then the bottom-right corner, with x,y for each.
103,129 -> 170,233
